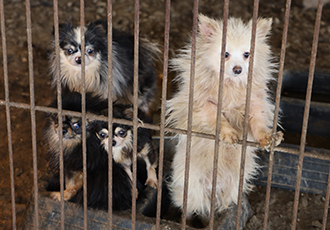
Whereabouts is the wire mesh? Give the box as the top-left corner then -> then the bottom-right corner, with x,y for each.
0,0 -> 328,229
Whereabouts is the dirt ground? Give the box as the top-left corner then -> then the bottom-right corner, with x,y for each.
0,0 -> 330,229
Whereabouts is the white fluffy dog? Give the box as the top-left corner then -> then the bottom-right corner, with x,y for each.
166,14 -> 283,219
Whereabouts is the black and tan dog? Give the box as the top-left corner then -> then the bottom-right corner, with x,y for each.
50,19 -> 159,115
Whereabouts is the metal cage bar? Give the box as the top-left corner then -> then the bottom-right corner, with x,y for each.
235,0 -> 260,229
0,0 -> 16,229
107,1 -> 114,229
322,165 -> 330,230
155,0 -> 171,228
263,0 -> 292,228
52,0 -> 65,229
180,0 -> 199,228
131,0 -> 140,228
25,0 -> 39,229
208,0 -> 230,229
0,0 -> 329,229
78,1 -> 88,229
291,0 -> 324,229
2,100 -> 330,158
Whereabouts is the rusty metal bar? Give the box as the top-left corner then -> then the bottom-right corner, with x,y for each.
263,0 -> 292,228
291,0 -> 324,229
235,0 -> 259,229
322,165 -> 330,229
155,0 -> 171,228
1,99 -> 330,162
180,0 -> 199,228
52,0 -> 65,229
131,0 -> 140,228
208,0 -> 230,229
0,0 -> 17,229
107,0 -> 114,229
1,100 -> 330,162
79,1 -> 88,229
25,0 -> 39,229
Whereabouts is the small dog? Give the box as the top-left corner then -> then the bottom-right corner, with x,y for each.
45,92 -> 108,201
46,93 -> 149,209
166,14 -> 283,221
46,118 -> 147,210
68,120 -> 147,210
97,104 -> 158,188
50,19 -> 159,115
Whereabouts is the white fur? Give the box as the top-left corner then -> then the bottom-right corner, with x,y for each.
166,15 -> 283,216
138,142 -> 158,188
107,130 -> 133,167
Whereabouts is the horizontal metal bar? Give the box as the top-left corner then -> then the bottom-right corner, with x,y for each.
1,100 -> 329,162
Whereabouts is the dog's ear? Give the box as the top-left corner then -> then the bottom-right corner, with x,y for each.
123,106 -> 134,120
198,14 -> 219,43
88,19 -> 107,35
53,21 -> 73,40
255,18 -> 272,39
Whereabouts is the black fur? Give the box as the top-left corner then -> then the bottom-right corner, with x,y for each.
46,94 -> 149,211
46,92 -> 108,175
67,120 -> 148,211
48,91 -> 109,115
142,175 -> 173,218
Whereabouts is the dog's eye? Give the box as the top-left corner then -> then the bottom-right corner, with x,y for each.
243,52 -> 250,59
72,123 -> 80,130
67,48 -> 74,55
118,130 -> 126,137
225,52 -> 230,58
87,48 -> 94,56
100,132 -> 108,139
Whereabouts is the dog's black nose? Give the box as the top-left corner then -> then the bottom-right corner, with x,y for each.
112,140 -> 116,146
75,56 -> 81,64
233,66 -> 242,75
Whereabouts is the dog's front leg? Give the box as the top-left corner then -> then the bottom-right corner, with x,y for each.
249,97 -> 283,150
219,114 -> 239,145
51,171 -> 84,201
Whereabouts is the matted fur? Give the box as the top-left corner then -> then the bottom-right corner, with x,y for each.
166,14 -> 283,216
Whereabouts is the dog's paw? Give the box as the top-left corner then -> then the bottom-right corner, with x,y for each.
50,192 -> 61,201
220,128 -> 239,145
258,131 -> 284,150
145,169 -> 158,188
273,131 -> 284,146
145,178 -> 158,189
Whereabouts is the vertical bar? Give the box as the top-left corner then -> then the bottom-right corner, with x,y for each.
107,1 -> 114,229
0,0 -> 17,229
322,166 -> 330,230
208,0 -> 230,229
79,1 -> 88,229
131,0 -> 140,229
181,0 -> 199,228
25,0 -> 39,229
262,0 -> 291,229
52,0 -> 65,229
155,0 -> 171,228
235,0 -> 259,229
291,0 -> 323,229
